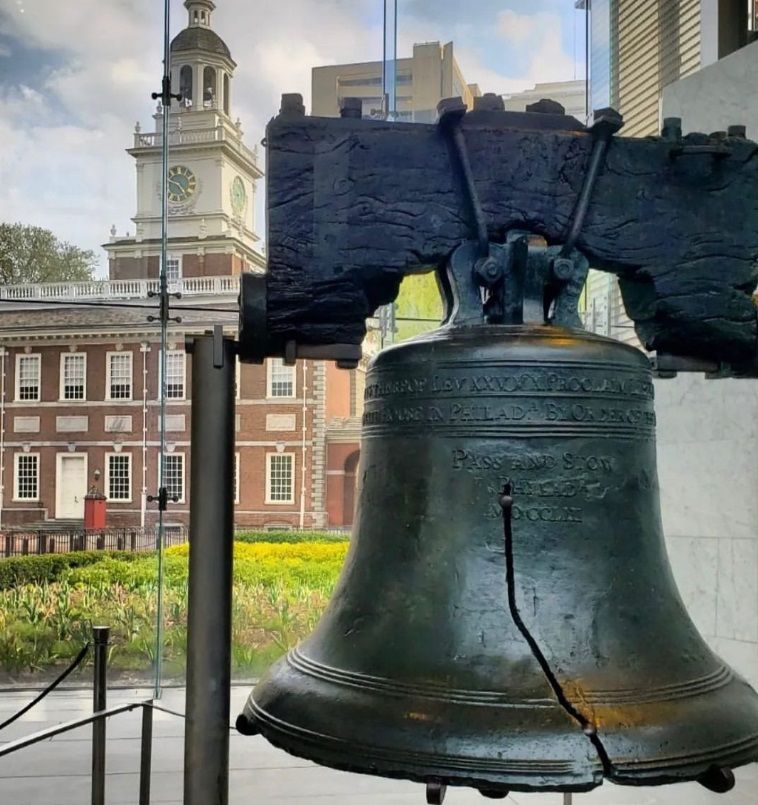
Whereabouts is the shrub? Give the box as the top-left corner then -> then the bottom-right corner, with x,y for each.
0,541 -> 349,678
233,530 -> 348,544
0,551 -> 145,591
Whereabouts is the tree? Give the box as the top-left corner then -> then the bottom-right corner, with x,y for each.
394,273 -> 443,342
0,223 -> 96,285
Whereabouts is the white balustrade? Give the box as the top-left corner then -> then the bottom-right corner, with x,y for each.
0,276 -> 241,302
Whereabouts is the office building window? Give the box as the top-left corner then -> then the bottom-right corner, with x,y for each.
15,453 -> 39,500
267,358 -> 295,398
107,352 -> 133,400
61,353 -> 86,400
266,453 -> 294,504
16,354 -> 41,402
107,453 -> 132,501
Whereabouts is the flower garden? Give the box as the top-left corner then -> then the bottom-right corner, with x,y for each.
0,532 -> 349,683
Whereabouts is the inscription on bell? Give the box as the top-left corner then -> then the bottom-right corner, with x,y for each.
364,370 -> 654,401
451,449 -> 615,474
363,400 -> 656,427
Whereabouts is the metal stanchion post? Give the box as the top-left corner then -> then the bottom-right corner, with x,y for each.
563,793 -> 573,805
91,625 -> 110,805
183,331 -> 235,805
139,704 -> 153,805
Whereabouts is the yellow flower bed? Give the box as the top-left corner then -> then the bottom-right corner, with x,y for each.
0,541 -> 350,679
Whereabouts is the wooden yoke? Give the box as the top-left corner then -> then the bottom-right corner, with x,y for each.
241,93 -> 758,374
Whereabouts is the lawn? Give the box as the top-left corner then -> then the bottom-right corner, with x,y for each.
0,537 -> 348,683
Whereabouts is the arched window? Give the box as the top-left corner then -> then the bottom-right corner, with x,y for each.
223,73 -> 230,115
180,65 -> 193,109
203,66 -> 216,108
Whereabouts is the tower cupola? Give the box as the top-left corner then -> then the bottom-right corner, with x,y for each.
170,0 -> 235,116
186,0 -> 215,28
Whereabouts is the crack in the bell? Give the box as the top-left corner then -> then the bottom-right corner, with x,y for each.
499,485 -> 613,779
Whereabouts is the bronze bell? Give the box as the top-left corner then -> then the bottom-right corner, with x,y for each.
238,239 -> 758,798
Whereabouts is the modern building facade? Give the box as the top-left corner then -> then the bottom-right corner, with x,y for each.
311,41 -> 480,121
0,0 -> 359,533
582,0 -> 758,345
584,0 -> 754,135
581,0 -> 758,690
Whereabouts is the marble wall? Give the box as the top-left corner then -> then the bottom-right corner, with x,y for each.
655,373 -> 758,688
661,38 -> 758,138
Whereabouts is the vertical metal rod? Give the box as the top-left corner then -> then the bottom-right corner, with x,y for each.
91,626 -> 110,805
154,0 -> 173,703
563,793 -> 573,805
139,704 -> 153,805
183,334 -> 235,805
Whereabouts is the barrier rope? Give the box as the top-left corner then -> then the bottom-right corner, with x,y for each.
0,642 -> 91,732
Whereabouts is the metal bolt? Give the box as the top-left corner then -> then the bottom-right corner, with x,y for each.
552,257 -> 575,282
661,117 -> 682,141
340,97 -> 362,119
279,93 -> 305,116
526,98 -> 566,115
473,93 -> 505,113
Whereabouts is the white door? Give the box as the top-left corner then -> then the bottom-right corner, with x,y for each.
56,454 -> 87,519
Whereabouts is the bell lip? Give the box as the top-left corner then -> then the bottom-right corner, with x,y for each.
244,697 -> 758,794
243,697 -> 604,794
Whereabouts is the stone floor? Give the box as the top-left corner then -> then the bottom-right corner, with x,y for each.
0,686 -> 756,805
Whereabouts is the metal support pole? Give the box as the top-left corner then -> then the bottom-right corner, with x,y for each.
91,625 -> 110,805
139,704 -> 153,805
563,793 -> 573,805
183,331 -> 235,805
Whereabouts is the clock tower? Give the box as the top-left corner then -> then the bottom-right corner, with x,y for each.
105,0 -> 264,280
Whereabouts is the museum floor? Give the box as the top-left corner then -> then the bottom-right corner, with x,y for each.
0,686 -> 755,804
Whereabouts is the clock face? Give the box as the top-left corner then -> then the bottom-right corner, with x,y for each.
167,165 -> 197,203
231,176 -> 246,214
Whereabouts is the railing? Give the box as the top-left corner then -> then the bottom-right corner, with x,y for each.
0,525 -> 188,558
0,275 -> 240,302
133,125 -> 259,165
0,625 -> 175,805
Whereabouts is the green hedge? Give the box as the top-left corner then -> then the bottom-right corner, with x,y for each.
0,551 -> 146,590
233,529 -> 349,544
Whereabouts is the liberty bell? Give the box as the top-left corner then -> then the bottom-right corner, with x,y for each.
237,233 -> 758,800
235,95 -> 758,801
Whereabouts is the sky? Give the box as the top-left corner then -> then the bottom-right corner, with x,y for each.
0,0 -> 587,275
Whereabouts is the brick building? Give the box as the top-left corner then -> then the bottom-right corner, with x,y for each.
0,0 -> 361,533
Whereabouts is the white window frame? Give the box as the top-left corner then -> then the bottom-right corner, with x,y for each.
105,452 -> 132,503
266,358 -> 296,399
235,359 -> 241,400
265,452 -> 295,504
15,354 -> 41,402
163,452 -> 186,503
106,351 -> 133,401
161,350 -> 187,400
14,452 -> 40,501
234,452 -> 240,504
59,352 -> 87,401
165,254 -> 182,281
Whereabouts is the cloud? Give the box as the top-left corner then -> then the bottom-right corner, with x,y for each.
496,10 -> 576,88
0,0 -> 579,273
